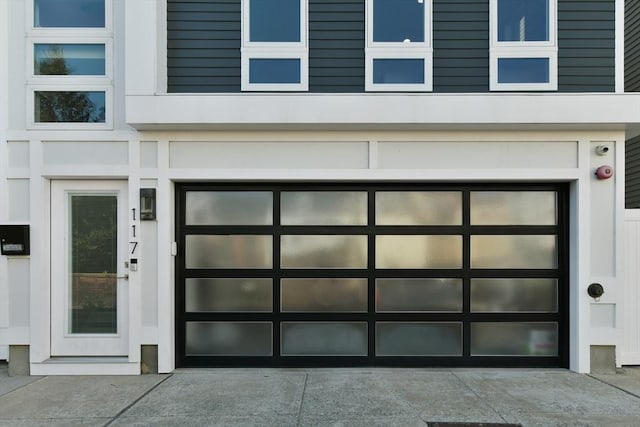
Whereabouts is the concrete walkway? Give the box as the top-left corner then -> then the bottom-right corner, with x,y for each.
1,363 -> 639,426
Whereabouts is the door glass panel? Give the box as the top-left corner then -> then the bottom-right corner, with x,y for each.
185,191 -> 273,225
281,322 -> 368,356
185,235 -> 273,269
376,235 -> 462,269
471,278 -> 558,312
186,322 -> 272,356
471,235 -> 557,269
470,191 -> 557,225
69,194 -> 117,334
376,278 -> 462,312
281,235 -> 367,269
281,279 -> 367,312
376,322 -> 462,356
471,322 -> 558,356
281,192 -> 367,225
185,278 -> 273,312
376,191 -> 462,225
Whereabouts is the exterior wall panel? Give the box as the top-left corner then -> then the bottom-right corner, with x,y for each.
626,0 -> 640,91
626,135 -> 640,208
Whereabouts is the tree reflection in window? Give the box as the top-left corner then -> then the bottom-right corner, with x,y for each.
35,91 -> 105,123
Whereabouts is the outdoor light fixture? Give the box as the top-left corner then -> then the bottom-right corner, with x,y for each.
140,188 -> 156,220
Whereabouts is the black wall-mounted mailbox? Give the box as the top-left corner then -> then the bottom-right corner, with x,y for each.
0,225 -> 30,256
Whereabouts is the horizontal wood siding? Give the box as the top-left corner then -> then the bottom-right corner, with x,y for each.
433,0 -> 489,92
558,0 -> 615,92
626,0 -> 640,91
167,0 -> 241,93
627,136 -> 640,208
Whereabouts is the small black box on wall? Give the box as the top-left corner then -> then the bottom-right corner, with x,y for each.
0,225 -> 30,256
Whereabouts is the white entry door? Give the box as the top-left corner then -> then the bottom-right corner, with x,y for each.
51,180 -> 129,356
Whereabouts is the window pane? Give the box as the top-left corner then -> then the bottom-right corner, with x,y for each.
185,278 -> 273,312
376,322 -> 462,356
376,279 -> 462,312
35,91 -> 105,123
471,278 -> 558,313
373,59 -> 424,84
185,191 -> 273,225
281,279 -> 367,312
185,235 -> 273,269
281,192 -> 367,225
281,322 -> 367,356
70,195 -> 117,334
35,44 -> 105,76
471,322 -> 558,356
249,59 -> 301,84
376,192 -> 462,225
373,0 -> 425,42
498,0 -> 549,42
470,191 -> 557,225
376,235 -> 462,269
471,235 -> 557,269
281,235 -> 367,269
249,0 -> 300,42
498,58 -> 549,83
35,0 -> 105,28
186,322 -> 272,356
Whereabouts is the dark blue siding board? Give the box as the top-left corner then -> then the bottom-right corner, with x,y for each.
627,136 -> 640,208
626,0 -> 640,91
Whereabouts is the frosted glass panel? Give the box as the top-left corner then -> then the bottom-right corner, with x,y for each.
185,235 -> 273,269
471,235 -> 557,269
471,322 -> 558,356
281,192 -> 367,225
376,279 -> 462,312
376,192 -> 462,225
376,323 -> 462,356
281,322 -> 367,356
185,278 -> 272,312
281,279 -> 367,312
186,322 -> 272,356
376,235 -> 462,269
185,191 -> 273,225
471,278 -> 558,312
470,191 -> 556,225
281,235 -> 367,269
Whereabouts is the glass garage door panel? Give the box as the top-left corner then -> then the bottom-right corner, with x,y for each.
376,191 -> 462,225
376,235 -> 462,269
376,278 -> 462,312
376,322 -> 463,356
470,322 -> 558,356
281,191 -> 367,225
185,235 -> 273,269
185,322 -> 272,356
281,235 -> 367,269
470,191 -> 557,225
471,235 -> 557,269
281,278 -> 367,312
185,191 -> 273,225
281,322 -> 368,356
185,278 -> 273,312
471,278 -> 558,313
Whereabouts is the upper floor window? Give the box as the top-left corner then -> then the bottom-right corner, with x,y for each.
366,0 -> 433,91
490,0 -> 557,91
34,0 -> 105,28
241,0 -> 308,91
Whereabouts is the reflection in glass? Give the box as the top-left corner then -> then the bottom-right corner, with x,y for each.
35,91 -> 106,123
376,192 -> 462,225
471,278 -> 558,312
35,44 -> 105,76
373,0 -> 424,42
185,192 -> 273,225
186,322 -> 272,356
281,192 -> 367,225
376,279 -> 462,312
249,59 -> 301,84
471,322 -> 558,356
281,322 -> 367,356
250,0 -> 300,42
498,0 -> 549,42
281,279 -> 367,312
281,235 -> 367,269
376,322 -> 462,356
471,235 -> 557,269
470,191 -> 556,225
376,235 -> 462,269
185,278 -> 272,312
497,58 -> 550,84
35,0 -> 105,28
185,235 -> 273,269
373,59 -> 424,84
70,195 -> 117,334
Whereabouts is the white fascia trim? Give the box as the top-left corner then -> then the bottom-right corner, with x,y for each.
490,48 -> 558,92
365,48 -> 433,92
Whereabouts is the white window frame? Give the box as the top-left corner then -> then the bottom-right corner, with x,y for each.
365,0 -> 433,92
28,86 -> 112,130
490,0 -> 558,91
241,0 -> 308,91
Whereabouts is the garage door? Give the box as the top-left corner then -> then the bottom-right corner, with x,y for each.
176,183 -> 568,367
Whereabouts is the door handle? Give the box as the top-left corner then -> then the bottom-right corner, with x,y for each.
117,273 -> 129,280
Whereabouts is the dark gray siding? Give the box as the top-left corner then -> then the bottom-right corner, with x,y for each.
627,136 -> 640,208
167,0 -> 241,93
626,0 -> 640,91
558,0 -> 615,92
433,0 -> 489,93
